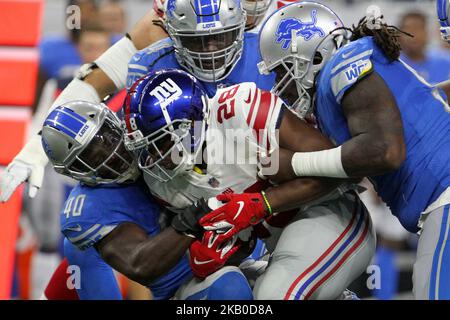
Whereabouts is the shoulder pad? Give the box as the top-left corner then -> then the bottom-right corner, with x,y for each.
327,38 -> 375,103
127,37 -> 174,88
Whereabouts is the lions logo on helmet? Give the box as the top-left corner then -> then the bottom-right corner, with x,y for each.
275,10 -> 326,50
258,1 -> 346,118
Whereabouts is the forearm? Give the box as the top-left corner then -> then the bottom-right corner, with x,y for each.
83,68 -> 116,100
264,177 -> 341,213
85,11 -> 167,95
129,228 -> 193,283
290,135 -> 405,179
128,11 -> 168,50
100,226 -> 193,286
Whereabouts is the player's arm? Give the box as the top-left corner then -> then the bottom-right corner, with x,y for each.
259,108 -> 343,212
340,72 -> 406,177
200,100 -> 348,235
94,199 -> 209,286
290,71 -> 406,179
95,223 -> 192,286
84,10 -> 167,98
0,11 -> 167,203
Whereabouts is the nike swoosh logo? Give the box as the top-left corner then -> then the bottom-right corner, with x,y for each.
244,91 -> 252,104
207,232 -> 218,248
233,201 -> 245,220
193,257 -> 214,265
342,48 -> 356,59
66,224 -> 82,232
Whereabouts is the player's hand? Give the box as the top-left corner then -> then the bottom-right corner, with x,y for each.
189,230 -> 241,279
171,198 -> 212,239
0,136 -> 48,202
199,193 -> 270,241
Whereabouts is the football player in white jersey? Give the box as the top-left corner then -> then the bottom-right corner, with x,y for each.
123,69 -> 376,300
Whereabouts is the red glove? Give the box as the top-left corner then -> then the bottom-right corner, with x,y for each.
199,193 -> 269,241
189,231 -> 241,279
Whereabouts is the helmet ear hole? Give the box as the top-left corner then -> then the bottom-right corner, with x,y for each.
87,113 -> 95,118
313,52 -> 323,65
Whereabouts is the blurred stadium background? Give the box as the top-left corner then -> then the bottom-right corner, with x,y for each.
0,0 -> 447,300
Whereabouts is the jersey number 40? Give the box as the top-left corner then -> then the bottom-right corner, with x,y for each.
63,194 -> 86,219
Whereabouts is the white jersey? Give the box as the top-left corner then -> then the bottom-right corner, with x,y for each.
144,82 -> 283,211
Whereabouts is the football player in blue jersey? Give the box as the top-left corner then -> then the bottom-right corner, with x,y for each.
0,0 -> 275,204
126,0 -> 275,96
40,100 -> 254,300
258,1 -> 450,299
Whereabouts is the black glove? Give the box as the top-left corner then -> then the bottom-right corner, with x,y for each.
171,198 -> 211,239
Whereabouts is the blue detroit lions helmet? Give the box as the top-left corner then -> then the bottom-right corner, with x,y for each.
123,69 -> 209,183
258,1 -> 346,118
164,0 -> 246,82
41,101 -> 139,185
437,0 -> 450,42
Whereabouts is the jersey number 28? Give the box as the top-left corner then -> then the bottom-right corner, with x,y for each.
217,85 -> 240,123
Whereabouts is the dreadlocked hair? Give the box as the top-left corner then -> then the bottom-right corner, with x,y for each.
350,15 -> 412,62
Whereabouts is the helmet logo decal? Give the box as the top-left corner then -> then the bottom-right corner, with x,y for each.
166,0 -> 176,17
193,0 -> 220,24
44,107 -> 88,140
149,78 -> 183,108
275,10 -> 326,50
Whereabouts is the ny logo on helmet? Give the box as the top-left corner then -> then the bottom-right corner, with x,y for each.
275,10 -> 326,50
150,78 -> 183,108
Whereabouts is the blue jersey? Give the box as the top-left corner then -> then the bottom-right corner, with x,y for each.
127,33 -> 275,96
61,180 -> 192,299
316,36 -> 450,233
400,51 -> 450,85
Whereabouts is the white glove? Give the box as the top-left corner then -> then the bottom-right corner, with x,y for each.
0,135 -> 48,202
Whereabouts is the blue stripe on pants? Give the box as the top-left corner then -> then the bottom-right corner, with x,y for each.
429,205 -> 450,299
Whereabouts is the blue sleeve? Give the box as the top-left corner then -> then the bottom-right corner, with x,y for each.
61,185 -> 117,251
61,183 -> 161,250
126,37 -> 175,89
64,239 -> 122,300
325,38 -> 375,104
